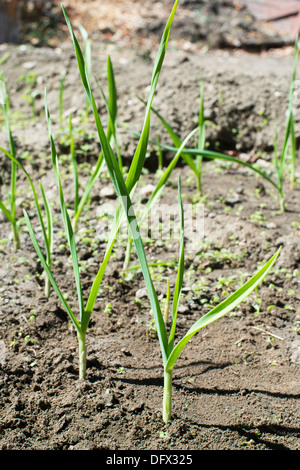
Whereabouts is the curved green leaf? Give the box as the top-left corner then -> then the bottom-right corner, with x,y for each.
165,247 -> 281,372
155,142 -> 281,193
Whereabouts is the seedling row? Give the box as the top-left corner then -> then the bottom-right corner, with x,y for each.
0,1 -> 298,425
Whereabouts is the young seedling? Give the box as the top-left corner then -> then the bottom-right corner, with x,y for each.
96,53 -> 186,269
0,145 -> 54,297
71,57 -> 119,232
123,126 -> 199,269
24,94 -> 91,378
21,89 -> 41,119
69,114 -> 79,214
78,24 -> 92,119
163,179 -> 280,423
59,70 -> 67,122
289,112 -> 297,191
0,53 -> 10,67
196,79 -> 206,195
14,1 -> 180,381
64,0 -> 281,424
273,35 -> 298,210
144,38 -> 298,211
71,148 -> 105,232
95,55 -> 122,172
108,152 -> 281,423
139,78 -> 206,196
137,96 -> 282,203
0,75 -> 20,250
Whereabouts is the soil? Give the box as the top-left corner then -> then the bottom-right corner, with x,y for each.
0,0 -> 300,452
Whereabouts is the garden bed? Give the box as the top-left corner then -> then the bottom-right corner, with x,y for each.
0,1 -> 300,451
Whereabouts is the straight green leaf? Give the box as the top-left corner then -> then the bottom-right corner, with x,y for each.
72,151 -> 104,231
45,93 -> 85,325
23,209 -> 80,331
124,0 -> 179,194
0,146 -> 49,253
39,181 -> 53,262
107,56 -> 118,138
62,2 -> 179,345
279,35 -> 298,177
139,127 -> 198,229
168,175 -> 184,354
137,97 -> 198,174
95,74 -> 122,169
69,114 -> 79,213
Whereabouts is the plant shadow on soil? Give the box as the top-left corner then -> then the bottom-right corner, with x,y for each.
0,2 -> 300,451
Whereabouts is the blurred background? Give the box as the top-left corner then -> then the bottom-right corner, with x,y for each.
0,0 -> 299,51
0,0 -> 64,45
